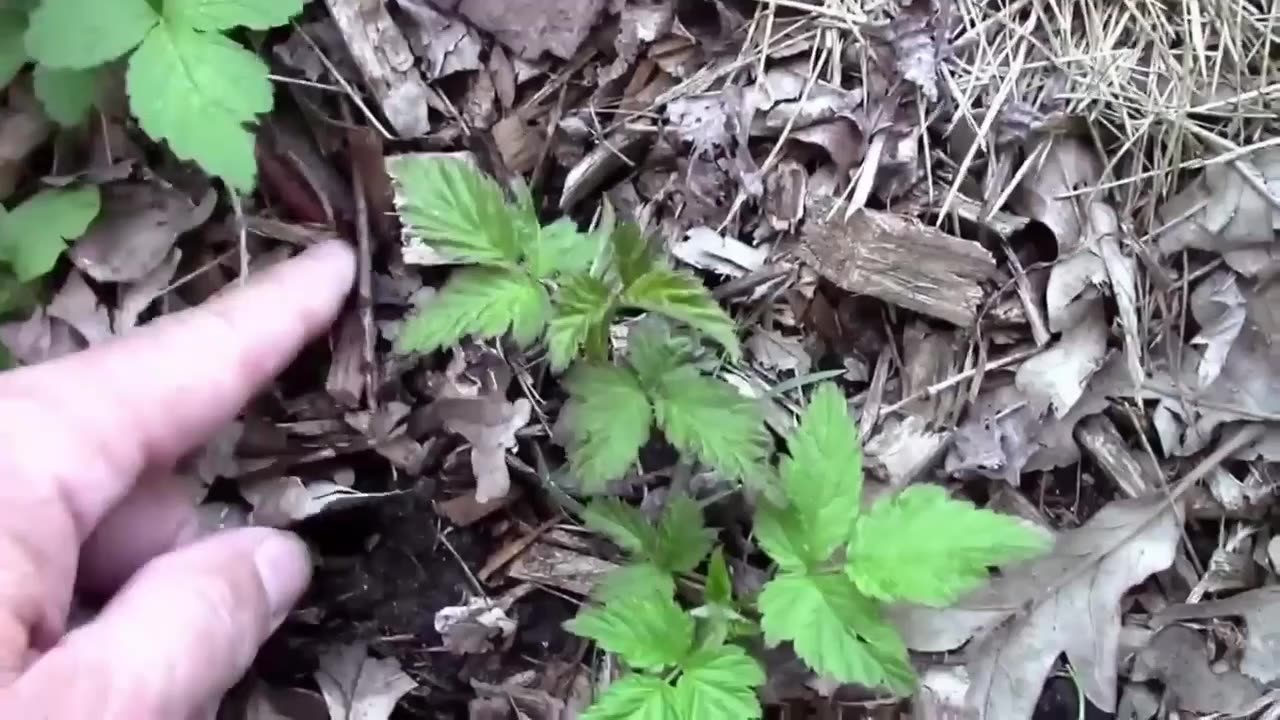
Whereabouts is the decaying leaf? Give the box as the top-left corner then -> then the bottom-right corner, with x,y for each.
1189,268 -> 1247,387
69,183 -> 215,283
0,306 -> 80,366
1015,300 -> 1108,418
888,0 -> 941,102
745,329 -> 811,374
440,0 -> 606,60
1012,137 -> 1103,254
240,477 -> 401,527
116,248 -> 182,330
893,494 -> 1180,718
398,0 -> 484,80
945,385 -> 1041,487
671,226 -> 768,278
1130,625 -> 1264,714
47,270 -> 110,345
1154,586 -> 1280,684
434,596 -> 518,654
1156,148 -> 1280,265
315,642 -> 417,720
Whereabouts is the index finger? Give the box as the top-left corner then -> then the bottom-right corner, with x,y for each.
0,240 -> 354,662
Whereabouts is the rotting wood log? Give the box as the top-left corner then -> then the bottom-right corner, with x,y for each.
796,198 -> 997,326
322,0 -> 431,137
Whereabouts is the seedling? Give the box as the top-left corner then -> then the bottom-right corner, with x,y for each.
1,0 -> 308,191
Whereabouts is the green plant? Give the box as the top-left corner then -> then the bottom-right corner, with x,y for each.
0,0 -> 307,191
568,383 -> 1052,718
387,156 -> 771,490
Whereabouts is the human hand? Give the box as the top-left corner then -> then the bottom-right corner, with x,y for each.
0,241 -> 356,718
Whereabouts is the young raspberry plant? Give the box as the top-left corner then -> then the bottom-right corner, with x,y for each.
567,382 -> 1052,718
4,0 -> 308,190
387,155 -> 771,491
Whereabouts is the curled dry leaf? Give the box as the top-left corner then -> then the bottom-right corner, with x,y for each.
1189,269 -> 1247,387
892,493 -> 1181,718
1015,299 -> 1108,418
1157,148 -> 1280,265
69,183 -> 215,283
671,226 -> 769,278
1012,137 -> 1103,254
115,248 -> 182,330
47,270 -> 111,345
433,597 -> 517,654
1130,625 -> 1264,714
315,642 -> 417,720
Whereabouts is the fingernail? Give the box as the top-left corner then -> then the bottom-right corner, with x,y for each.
253,533 -> 312,627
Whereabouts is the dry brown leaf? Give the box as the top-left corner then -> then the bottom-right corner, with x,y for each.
1130,625 -> 1264,714
898,494 -> 1180,718
439,0 -> 606,60
116,248 -> 182,330
69,183 -> 215,283
745,329 -> 811,374
1154,586 -> 1280,684
0,307 -> 80,366
398,0 -> 484,80
315,642 -> 416,720
1157,148 -> 1280,263
888,0 -> 941,102
671,226 -> 768,277
1015,299 -> 1108,418
47,270 -> 111,345
1012,137 -> 1103,254
240,477 -> 401,527
1189,269 -> 1248,387
239,680 -> 329,720
944,384 -> 1041,486
434,597 -> 517,654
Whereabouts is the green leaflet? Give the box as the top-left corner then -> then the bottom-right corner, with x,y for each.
757,572 -> 915,694
565,585 -> 693,671
127,21 -> 272,192
26,0 -> 158,69
561,363 -> 652,488
546,273 -> 614,370
0,8 -> 29,88
648,365 -> 769,483
396,266 -> 549,353
621,267 -> 741,359
387,155 -> 527,268
0,187 -> 101,281
847,484 -> 1052,606
164,0 -> 308,31
33,65 -> 98,125
652,494 -> 715,574
528,217 -> 602,279
582,497 -> 660,556
580,675 -> 680,720
675,645 -> 765,719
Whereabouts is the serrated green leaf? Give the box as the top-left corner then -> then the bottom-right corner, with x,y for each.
26,0 -> 158,69
388,155 -> 526,268
753,500 -> 817,573
34,65 -> 97,125
771,382 -> 865,565
561,363 -> 652,489
847,484 -> 1051,606
596,562 -> 675,604
396,267 -> 549,353
126,21 -> 271,191
704,547 -> 732,606
164,0 -> 307,31
528,218 -> 603,279
581,674 -> 680,720
758,573 -> 915,694
565,587 -> 693,670
649,366 -> 769,483
608,222 -> 661,287
653,494 -> 714,574
582,498 -> 659,557
0,187 -> 100,281
546,273 -> 613,370
625,317 -> 694,384
675,644 -> 765,720
0,9 -> 29,88
621,268 -> 740,358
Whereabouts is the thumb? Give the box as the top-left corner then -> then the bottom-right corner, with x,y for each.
0,528 -> 310,718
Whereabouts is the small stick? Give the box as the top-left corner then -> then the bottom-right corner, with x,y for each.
878,345 -> 1041,418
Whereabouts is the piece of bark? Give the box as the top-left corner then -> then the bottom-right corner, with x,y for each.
1075,414 -> 1154,498
325,311 -> 366,408
321,0 -> 431,137
796,200 -> 996,325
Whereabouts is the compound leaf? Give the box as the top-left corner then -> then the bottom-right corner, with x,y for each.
582,498 -> 659,557
26,0 -> 158,69
397,267 -> 549,354
753,500 -> 816,573
546,273 -> 613,370
649,366 -> 768,483
0,9 -> 28,88
675,644 -> 765,720
565,587 -> 693,670
165,0 -> 307,31
561,363 -> 652,489
0,186 -> 100,281
621,267 -> 740,358
528,218 -> 602,279
387,155 -> 525,268
127,22 -> 272,192
758,572 -> 915,694
652,494 -> 714,574
581,674 -> 680,720
596,562 -> 675,604
607,222 -> 661,287
847,484 -> 1052,606
34,65 -> 97,125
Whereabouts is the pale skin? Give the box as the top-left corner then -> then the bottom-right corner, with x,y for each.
0,241 -> 357,718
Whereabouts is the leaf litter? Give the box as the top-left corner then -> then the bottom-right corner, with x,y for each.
2,0 -> 1280,717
